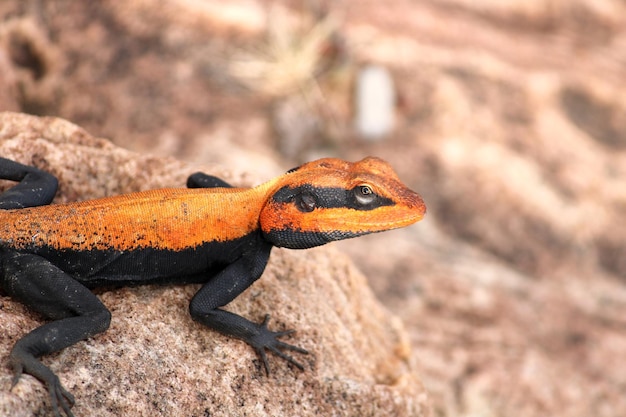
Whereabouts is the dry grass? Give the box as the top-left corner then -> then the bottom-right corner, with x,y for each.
228,8 -> 338,97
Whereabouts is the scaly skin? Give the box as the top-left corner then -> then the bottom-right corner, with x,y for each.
0,156 -> 425,417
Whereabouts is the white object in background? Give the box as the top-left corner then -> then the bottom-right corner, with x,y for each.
354,65 -> 396,140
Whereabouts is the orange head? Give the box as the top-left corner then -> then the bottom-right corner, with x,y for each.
259,157 -> 426,249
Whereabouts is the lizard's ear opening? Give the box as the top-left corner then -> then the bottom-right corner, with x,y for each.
295,191 -> 316,212
259,187 -> 334,249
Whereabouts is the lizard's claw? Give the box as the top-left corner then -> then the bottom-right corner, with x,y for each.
250,314 -> 309,375
47,376 -> 76,417
10,362 -> 23,389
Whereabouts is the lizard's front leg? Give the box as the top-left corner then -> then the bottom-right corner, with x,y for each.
189,239 -> 308,374
1,252 -> 111,417
186,172 -> 233,189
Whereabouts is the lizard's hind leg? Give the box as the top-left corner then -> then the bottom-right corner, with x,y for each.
0,157 -> 58,209
1,251 -> 111,417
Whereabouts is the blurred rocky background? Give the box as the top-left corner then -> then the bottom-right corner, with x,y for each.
1,1 -> 625,416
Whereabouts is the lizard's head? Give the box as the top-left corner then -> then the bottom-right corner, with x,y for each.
259,157 -> 426,249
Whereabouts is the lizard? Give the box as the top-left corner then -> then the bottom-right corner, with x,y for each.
0,155 -> 426,417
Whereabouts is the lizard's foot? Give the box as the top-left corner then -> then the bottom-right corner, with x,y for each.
10,356 -> 75,417
248,314 -> 309,375
46,376 -> 75,417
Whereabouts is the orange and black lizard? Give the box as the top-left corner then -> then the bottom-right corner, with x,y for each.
0,155 -> 425,417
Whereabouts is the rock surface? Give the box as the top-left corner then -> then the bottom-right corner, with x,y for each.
0,113 -> 429,417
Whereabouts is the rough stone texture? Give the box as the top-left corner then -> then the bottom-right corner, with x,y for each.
2,1 -> 626,416
0,113 -> 429,416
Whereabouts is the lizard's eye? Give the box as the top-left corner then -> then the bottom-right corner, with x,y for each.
296,192 -> 317,212
354,185 -> 377,206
